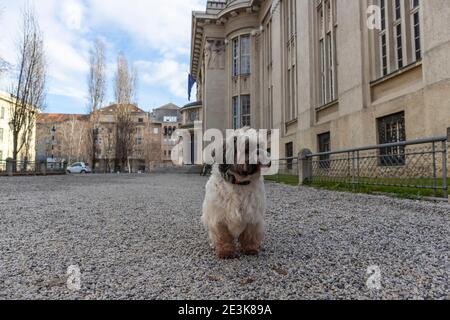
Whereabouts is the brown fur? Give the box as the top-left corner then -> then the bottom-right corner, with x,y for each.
239,224 -> 263,256
213,224 -> 237,259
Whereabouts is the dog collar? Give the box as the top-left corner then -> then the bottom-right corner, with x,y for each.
222,172 -> 251,186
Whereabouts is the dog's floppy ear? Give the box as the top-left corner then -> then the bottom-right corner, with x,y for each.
258,149 -> 272,168
211,140 -> 227,164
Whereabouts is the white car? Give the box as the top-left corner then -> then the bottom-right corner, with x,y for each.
66,162 -> 92,174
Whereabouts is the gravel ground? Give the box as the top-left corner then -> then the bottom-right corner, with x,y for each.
0,174 -> 448,300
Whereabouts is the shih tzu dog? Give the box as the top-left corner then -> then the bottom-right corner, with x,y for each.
201,128 -> 270,259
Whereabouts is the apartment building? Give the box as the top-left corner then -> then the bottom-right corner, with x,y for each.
190,0 -> 450,158
0,92 -> 37,162
36,113 -> 90,163
36,104 -> 164,172
150,103 -> 182,164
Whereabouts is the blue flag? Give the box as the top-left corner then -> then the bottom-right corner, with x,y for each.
188,74 -> 196,101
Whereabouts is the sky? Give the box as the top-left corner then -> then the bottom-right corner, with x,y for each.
0,0 -> 205,114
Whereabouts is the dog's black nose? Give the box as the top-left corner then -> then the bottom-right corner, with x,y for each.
241,164 -> 259,176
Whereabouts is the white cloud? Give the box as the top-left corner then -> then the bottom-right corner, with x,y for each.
0,0 -> 90,106
136,57 -> 189,99
88,0 -> 205,55
61,0 -> 86,32
0,0 -> 206,112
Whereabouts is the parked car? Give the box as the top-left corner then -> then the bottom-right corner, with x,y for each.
66,162 -> 92,174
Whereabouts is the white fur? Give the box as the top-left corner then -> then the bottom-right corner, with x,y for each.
201,165 -> 266,246
202,128 -> 266,255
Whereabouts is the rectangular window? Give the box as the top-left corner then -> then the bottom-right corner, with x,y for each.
413,12 -> 420,60
285,142 -> 293,170
381,33 -> 388,76
241,95 -> 251,127
284,0 -> 297,122
232,96 -> 240,130
318,132 -> 331,169
327,32 -> 334,101
317,0 -> 337,107
0,150 -> 3,161
411,0 -> 421,61
0,107 -> 4,120
232,35 -> 251,76
232,38 -> 239,76
240,36 -> 251,75
376,0 -> 421,79
232,95 -> 251,129
291,65 -> 296,119
377,112 -> 406,166
0,128 -> 3,142
286,0 -> 296,39
320,39 -> 326,105
394,0 -> 402,20
395,24 -> 403,69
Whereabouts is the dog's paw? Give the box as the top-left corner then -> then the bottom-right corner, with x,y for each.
216,250 -> 238,259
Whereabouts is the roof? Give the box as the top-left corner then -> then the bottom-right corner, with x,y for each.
98,104 -> 146,114
37,113 -> 89,124
181,101 -> 202,111
151,103 -> 181,123
154,103 -> 180,111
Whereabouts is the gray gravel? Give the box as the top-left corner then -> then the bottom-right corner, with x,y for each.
0,174 -> 448,300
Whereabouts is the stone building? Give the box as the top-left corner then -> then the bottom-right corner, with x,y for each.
190,0 -> 450,158
150,103 -> 182,164
36,104 -> 165,172
94,104 -> 151,172
36,113 -> 90,164
0,92 -> 37,163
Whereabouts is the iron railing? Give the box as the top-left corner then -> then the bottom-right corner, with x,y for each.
304,136 -> 448,199
268,157 -> 299,184
0,160 -> 67,176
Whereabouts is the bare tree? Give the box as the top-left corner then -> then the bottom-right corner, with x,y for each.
9,5 -> 46,164
113,53 -> 138,171
87,39 -> 106,170
59,116 -> 89,164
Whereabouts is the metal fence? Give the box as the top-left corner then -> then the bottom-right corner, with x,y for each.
267,157 -> 299,184
303,136 -> 448,199
272,157 -> 299,176
0,160 -> 67,176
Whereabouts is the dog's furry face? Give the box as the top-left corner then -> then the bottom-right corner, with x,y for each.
215,128 -> 270,184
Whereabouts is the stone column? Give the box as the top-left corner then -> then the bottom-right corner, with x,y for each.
298,149 -> 313,185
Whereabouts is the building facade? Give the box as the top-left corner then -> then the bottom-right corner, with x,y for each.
94,104 -> 151,172
36,104 -> 169,172
150,103 -> 182,164
180,101 -> 203,165
0,92 -> 37,162
190,0 -> 450,158
36,113 -> 90,164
